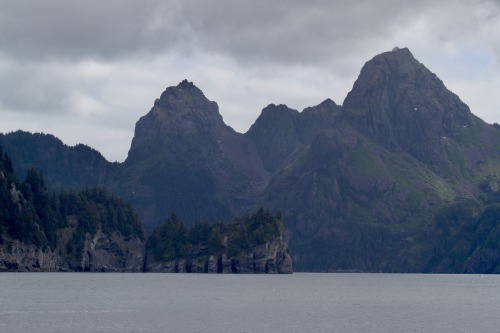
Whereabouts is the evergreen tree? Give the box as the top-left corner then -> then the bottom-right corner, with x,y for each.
0,146 -> 145,253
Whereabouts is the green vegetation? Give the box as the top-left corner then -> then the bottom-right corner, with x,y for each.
227,208 -> 283,257
0,146 -> 144,252
0,130 -> 111,191
61,187 -> 144,260
417,198 -> 500,273
147,214 -> 191,261
147,208 -> 284,262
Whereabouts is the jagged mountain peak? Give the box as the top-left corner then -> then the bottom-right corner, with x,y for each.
374,46 -> 417,66
153,79 -> 219,115
126,80 -> 227,164
263,103 -> 297,111
255,104 -> 299,121
177,78 -> 196,89
342,47 -> 474,164
154,79 -> 199,97
302,98 -> 341,116
386,46 -> 415,60
345,47 -> 428,96
317,98 -> 339,107
245,99 -> 342,173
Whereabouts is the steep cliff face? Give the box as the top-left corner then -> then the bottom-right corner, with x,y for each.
112,80 -> 268,230
0,241 -> 60,272
341,47 -> 487,170
144,209 -> 293,273
62,229 -> 144,272
145,233 -> 292,274
245,104 -> 301,173
0,151 -> 146,272
0,231 -> 144,272
245,100 -> 341,173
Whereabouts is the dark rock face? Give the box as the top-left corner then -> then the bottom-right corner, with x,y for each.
246,100 -> 341,173
65,230 -> 144,272
126,80 -> 223,164
2,50 -> 500,273
0,232 -> 144,272
342,48 -> 475,165
144,209 -> 292,273
145,229 -> 292,274
112,80 -> 268,230
0,241 -> 58,272
0,131 -> 110,191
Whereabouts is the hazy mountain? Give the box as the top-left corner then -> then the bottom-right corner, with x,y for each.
0,131 -> 112,190
2,48 -> 499,272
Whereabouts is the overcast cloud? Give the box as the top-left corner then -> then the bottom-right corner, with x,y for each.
0,0 -> 499,161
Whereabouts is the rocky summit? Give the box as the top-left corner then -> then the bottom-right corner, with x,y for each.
1,48 -> 499,273
111,79 -> 268,227
342,48 -> 477,165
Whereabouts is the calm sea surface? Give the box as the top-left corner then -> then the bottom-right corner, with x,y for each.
0,273 -> 498,333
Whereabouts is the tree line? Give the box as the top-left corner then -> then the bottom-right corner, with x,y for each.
147,208 -> 284,262
0,146 -> 144,251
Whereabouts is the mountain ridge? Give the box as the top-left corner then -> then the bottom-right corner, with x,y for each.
1,48 -> 499,272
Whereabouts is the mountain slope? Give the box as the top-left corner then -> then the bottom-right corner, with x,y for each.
0,131 -> 112,190
249,48 -> 500,271
259,125 -> 457,271
110,80 -> 268,230
1,49 -> 499,272
245,99 -> 341,173
341,47 -> 499,188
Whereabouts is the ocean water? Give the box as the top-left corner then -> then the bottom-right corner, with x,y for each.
0,273 -> 498,333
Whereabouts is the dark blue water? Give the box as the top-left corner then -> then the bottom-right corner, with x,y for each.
0,273 -> 498,332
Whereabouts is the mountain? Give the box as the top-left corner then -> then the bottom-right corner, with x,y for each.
342,47 -> 473,161
0,131 -> 112,190
1,48 -> 499,273
258,48 -> 500,271
110,80 -> 268,228
246,99 -> 341,173
341,47 -> 497,183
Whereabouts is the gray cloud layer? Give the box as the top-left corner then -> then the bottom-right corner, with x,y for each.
0,0 -> 499,161
3,1 -> 498,64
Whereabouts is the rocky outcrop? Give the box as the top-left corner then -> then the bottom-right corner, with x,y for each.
0,231 -> 144,272
0,241 -> 60,272
63,230 -> 144,272
144,209 -> 293,273
145,233 -> 292,274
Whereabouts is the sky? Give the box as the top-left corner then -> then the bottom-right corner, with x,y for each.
0,0 -> 499,162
